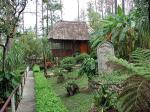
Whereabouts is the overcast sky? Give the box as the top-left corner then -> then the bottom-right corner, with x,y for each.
23,0 -> 91,30
22,0 -> 123,31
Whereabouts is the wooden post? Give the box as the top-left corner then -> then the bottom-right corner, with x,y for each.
11,94 -> 15,112
19,85 -> 22,96
22,75 -> 25,86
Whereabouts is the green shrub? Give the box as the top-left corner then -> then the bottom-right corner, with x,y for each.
65,81 -> 79,96
0,72 -> 19,101
75,53 -> 90,64
33,65 -> 40,72
79,58 -> 97,89
90,50 -> 97,60
79,58 -> 97,80
93,85 -> 118,111
53,68 -> 63,76
60,57 -> 76,71
33,66 -> 68,112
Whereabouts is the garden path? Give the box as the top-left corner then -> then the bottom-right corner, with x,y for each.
16,71 -> 35,112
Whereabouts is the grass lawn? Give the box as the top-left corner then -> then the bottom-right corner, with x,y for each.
48,69 -> 94,112
48,68 -> 129,112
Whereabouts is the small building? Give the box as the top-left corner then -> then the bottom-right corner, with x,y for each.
48,21 -> 89,57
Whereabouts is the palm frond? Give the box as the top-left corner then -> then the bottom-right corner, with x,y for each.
119,75 -> 150,112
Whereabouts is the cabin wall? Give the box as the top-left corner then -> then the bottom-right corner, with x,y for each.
49,39 -> 89,57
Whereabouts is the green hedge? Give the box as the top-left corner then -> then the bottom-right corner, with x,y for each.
33,65 -> 68,112
33,65 -> 40,72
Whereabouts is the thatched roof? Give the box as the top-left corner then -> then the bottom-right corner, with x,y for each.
48,21 -> 89,40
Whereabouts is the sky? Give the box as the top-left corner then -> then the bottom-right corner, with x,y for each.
23,0 -> 91,30
22,0 -> 123,31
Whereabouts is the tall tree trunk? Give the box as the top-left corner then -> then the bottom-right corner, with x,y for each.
36,0 -> 38,38
2,47 -> 6,72
148,0 -> 150,25
112,0 -> 114,14
0,44 -> 5,72
77,0 -> 80,21
42,0 -> 44,36
115,0 -> 117,15
50,11 -> 53,30
122,0 -> 125,14
22,12 -> 25,32
60,0 -> 63,20
46,3 -> 49,35
5,25 -> 16,51
101,2 -> 104,19
95,0 -> 97,12
43,53 -> 47,75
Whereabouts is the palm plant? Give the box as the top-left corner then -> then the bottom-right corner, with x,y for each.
119,75 -> 150,112
0,40 -> 25,103
90,6 -> 137,59
5,43 -> 25,72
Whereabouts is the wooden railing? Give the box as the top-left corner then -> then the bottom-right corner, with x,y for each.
0,67 -> 29,112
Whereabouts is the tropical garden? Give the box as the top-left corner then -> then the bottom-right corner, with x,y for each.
0,0 -> 150,112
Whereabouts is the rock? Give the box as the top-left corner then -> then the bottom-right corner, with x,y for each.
97,41 -> 115,74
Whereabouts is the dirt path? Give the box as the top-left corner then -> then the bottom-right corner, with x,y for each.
17,71 -> 35,112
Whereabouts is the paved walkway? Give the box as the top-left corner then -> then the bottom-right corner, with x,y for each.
17,71 -> 35,112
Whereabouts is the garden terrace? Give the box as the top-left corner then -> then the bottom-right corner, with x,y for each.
1,0 -> 150,112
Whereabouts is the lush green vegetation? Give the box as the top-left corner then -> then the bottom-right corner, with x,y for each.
48,69 -> 94,112
48,67 -> 130,112
60,57 -> 76,72
75,53 -> 90,64
0,0 -> 150,111
33,65 -> 68,112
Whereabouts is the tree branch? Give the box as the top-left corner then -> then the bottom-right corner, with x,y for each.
0,44 -> 5,48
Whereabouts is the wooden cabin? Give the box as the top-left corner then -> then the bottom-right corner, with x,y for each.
48,21 -> 89,57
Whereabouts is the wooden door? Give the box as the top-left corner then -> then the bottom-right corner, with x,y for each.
80,42 -> 88,53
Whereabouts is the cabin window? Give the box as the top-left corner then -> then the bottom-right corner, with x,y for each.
64,42 -> 72,50
52,41 -> 72,50
52,42 -> 63,49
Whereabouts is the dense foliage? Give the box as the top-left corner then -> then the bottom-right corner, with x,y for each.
94,85 -> 118,111
0,72 -> 19,101
33,65 -> 68,112
119,75 -> 150,112
75,53 -> 90,64
107,48 -> 150,111
89,3 -> 150,59
79,58 -> 97,81
60,57 -> 76,71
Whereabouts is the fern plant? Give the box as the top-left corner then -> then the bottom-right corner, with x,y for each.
119,75 -> 150,112
108,54 -> 150,76
108,48 -> 150,112
130,48 -> 150,67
